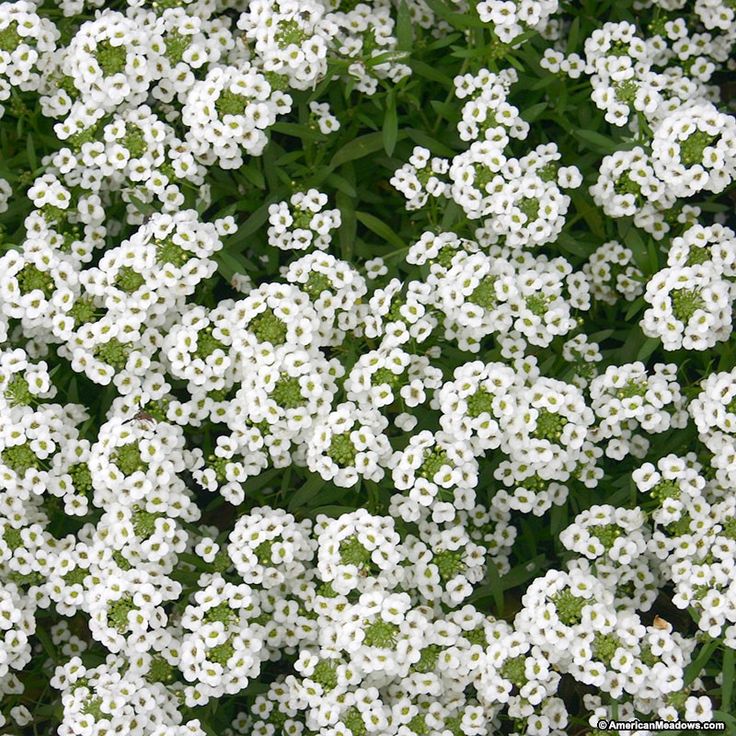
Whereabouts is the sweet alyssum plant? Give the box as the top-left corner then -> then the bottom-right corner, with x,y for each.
0,0 -> 735,734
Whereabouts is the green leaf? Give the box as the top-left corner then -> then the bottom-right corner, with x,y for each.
636,337 -> 660,362
684,639 -> 719,686
383,91 -> 398,157
365,50 -> 410,69
330,132 -> 395,169
407,59 -> 454,86
325,172 -> 356,198
396,0 -> 413,51
355,210 -> 405,250
575,128 -> 626,154
337,188 -> 357,260
228,200 -> 274,248
288,473 -> 326,511
570,191 -> 606,239
271,121 -> 324,142
722,646 -> 734,713
406,127 -> 457,156
26,132 -> 37,170
624,297 -> 645,321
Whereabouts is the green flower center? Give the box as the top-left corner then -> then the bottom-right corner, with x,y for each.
108,594 -> 137,631
419,447 -> 450,481
500,655 -> 527,688
640,644 -> 658,667
123,124 -> 147,158
215,89 -> 250,117
111,443 -> 147,476
156,237 -> 192,268
249,308 -> 288,346
433,549 -> 465,582
5,375 -> 32,406
302,272 -> 333,300
115,266 -> 145,294
209,639 -> 234,665
552,589 -> 586,625
413,644 -> 441,673
327,432 -> 357,468
164,30 -> 191,64
113,551 -> 132,570
339,535 -> 375,570
344,708 -> 367,736
311,660 -> 338,690
373,367 -> 404,390
614,170 -> 642,198
131,505 -> 160,539
614,79 -> 638,105
63,567 -> 88,586
67,120 -> 103,154
680,130 -> 717,167
83,696 -> 105,720
469,276 -> 497,310
435,245 -> 458,269
204,602 -> 238,626
17,264 -> 54,297
666,512 -> 692,537
96,40 -> 127,76
69,297 -> 99,326
407,714 -> 429,735
275,19 -> 308,48
526,294 -> 550,317
148,656 -> 175,684
519,197 -> 540,222
721,518 -> 736,541
363,619 -> 399,648
467,387 -> 494,418
651,479 -> 680,503
2,443 -> 40,474
685,247 -> 710,267
0,21 -> 21,52
532,409 -> 568,442
95,338 -> 131,370
671,288 -> 705,324
386,296 -> 407,323
2,526 -> 23,550
69,462 -> 93,495
272,375 -> 304,409
195,325 -> 227,359
616,379 -> 648,400
464,627 -> 488,648
592,523 -> 622,550
592,632 -> 621,665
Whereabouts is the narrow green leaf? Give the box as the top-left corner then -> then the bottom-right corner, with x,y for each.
355,210 -> 405,250
337,189 -> 356,260
406,127 -> 456,156
288,474 -> 326,511
26,132 -> 37,170
684,639 -> 719,686
271,121 -> 324,142
636,337 -> 660,362
722,646 -> 734,712
325,172 -> 356,198
396,0 -> 413,51
407,59 -> 453,86
575,128 -> 626,154
330,132 -> 392,169
383,91 -> 398,157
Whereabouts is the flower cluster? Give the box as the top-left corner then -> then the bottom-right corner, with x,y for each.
0,0 -> 734,733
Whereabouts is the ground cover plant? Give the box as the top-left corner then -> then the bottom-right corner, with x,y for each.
0,0 -> 735,734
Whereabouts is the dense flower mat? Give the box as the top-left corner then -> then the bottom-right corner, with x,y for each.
0,0 -> 735,734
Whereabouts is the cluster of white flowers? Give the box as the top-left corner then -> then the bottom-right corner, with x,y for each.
0,0 -> 733,732
267,188 -> 341,251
